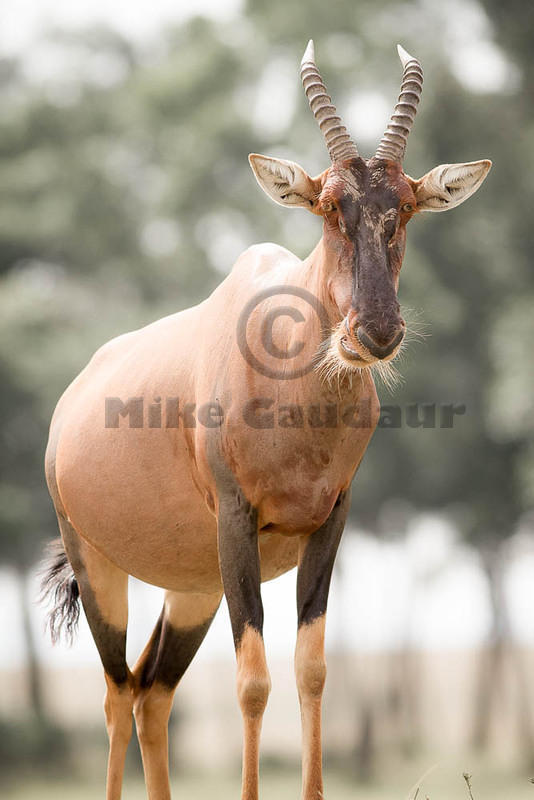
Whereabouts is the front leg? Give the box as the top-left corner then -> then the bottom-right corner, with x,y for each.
295,490 -> 350,800
218,488 -> 271,800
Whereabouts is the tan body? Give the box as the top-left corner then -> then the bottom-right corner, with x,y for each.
42,39 -> 490,800
48,242 -> 377,593
46,241 -> 376,800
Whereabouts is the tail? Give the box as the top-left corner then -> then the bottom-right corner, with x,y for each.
40,538 -> 80,644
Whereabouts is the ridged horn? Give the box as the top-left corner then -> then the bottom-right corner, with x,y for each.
300,39 -> 359,163
375,44 -> 423,163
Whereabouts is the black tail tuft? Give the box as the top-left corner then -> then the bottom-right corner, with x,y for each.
39,538 -> 80,645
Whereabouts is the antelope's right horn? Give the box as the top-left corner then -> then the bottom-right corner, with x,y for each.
300,40 -> 359,163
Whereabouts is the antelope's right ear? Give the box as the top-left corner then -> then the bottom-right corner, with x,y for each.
248,154 -> 320,211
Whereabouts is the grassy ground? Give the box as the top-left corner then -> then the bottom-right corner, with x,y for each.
3,759 -> 534,800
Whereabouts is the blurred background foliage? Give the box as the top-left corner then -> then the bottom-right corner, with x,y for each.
0,0 -> 533,792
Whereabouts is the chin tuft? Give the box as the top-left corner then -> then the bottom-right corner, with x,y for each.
314,320 -> 404,393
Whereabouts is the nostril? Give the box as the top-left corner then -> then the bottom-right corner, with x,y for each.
356,326 -> 404,359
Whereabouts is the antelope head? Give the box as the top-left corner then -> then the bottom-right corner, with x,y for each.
249,41 -> 491,373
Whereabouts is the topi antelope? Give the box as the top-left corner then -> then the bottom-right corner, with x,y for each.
42,41 -> 490,800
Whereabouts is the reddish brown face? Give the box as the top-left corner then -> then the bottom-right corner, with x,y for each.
251,42 -> 491,376
318,157 -> 417,365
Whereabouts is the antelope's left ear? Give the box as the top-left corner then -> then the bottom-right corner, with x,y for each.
410,160 -> 492,212
248,154 -> 321,211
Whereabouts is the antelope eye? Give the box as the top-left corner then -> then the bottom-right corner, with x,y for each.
401,202 -> 414,213
338,216 -> 347,235
322,201 -> 336,213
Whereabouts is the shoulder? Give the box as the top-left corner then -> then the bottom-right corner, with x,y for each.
232,243 -> 301,278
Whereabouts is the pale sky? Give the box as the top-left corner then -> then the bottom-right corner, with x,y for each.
0,0 -> 517,97
0,0 -> 243,56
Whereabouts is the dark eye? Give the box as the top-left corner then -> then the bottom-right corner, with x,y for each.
323,201 -> 336,213
401,202 -> 414,213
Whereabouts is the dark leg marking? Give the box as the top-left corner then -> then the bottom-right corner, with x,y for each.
297,489 -> 350,627
217,489 -> 261,647
57,517 -> 129,686
216,486 -> 269,800
206,428 -> 262,647
139,611 -> 218,691
295,490 -> 350,800
80,586 -> 130,686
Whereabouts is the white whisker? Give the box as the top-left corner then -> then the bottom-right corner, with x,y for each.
314,318 -> 411,395
371,359 -> 403,393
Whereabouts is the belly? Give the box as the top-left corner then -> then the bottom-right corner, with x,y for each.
54,413 -> 298,592
68,513 -> 298,594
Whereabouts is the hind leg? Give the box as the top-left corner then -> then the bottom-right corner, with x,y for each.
58,517 -> 133,800
132,589 -> 221,800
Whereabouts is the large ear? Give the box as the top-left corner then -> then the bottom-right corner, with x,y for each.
248,154 -> 320,210
411,160 -> 492,212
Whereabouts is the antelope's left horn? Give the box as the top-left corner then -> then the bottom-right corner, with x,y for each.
300,39 -> 359,163
375,45 -> 423,163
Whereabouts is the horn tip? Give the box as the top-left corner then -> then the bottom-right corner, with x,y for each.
302,39 -> 315,66
397,43 -> 415,67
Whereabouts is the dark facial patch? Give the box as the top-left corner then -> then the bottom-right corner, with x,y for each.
319,158 -> 411,347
